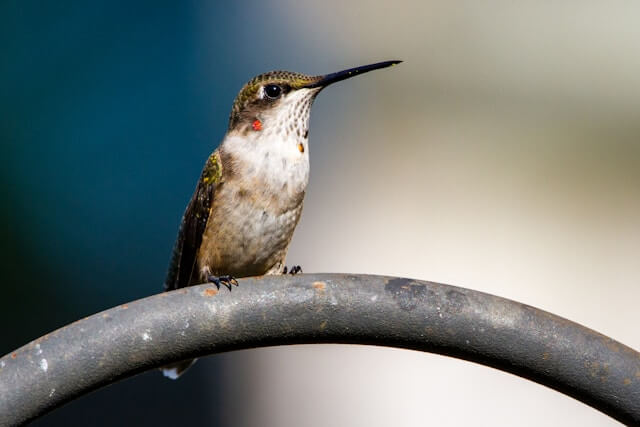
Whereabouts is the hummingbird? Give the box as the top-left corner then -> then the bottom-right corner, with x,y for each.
161,60 -> 401,379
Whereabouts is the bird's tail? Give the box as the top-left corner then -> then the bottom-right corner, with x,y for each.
161,358 -> 198,380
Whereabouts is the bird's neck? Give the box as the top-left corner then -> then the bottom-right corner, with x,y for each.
220,129 -> 310,206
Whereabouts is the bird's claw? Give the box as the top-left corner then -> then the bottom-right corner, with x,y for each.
283,265 -> 302,275
207,275 -> 238,291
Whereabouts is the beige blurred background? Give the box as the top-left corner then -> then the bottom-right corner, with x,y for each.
209,1 -> 639,426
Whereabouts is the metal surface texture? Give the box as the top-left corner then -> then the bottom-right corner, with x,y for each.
1,274 -> 638,425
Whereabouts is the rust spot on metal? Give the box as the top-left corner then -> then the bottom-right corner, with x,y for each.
623,378 -> 632,386
605,340 -> 621,353
542,352 -> 550,360
203,288 -> 218,297
11,353 -> 17,359
313,281 -> 326,291
443,289 -> 467,314
585,360 -> 610,381
121,304 -> 128,310
385,278 -> 434,311
319,320 -> 328,330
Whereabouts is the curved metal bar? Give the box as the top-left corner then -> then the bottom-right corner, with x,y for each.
0,274 -> 638,425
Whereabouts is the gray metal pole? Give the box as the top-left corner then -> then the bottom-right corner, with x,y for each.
0,274 -> 638,425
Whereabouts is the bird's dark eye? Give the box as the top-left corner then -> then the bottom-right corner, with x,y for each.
264,84 -> 282,99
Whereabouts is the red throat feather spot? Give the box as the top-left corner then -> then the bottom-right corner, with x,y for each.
252,119 -> 262,131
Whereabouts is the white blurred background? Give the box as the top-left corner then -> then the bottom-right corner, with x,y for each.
211,1 -> 639,426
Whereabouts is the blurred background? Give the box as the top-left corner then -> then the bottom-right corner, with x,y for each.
1,1 -> 638,425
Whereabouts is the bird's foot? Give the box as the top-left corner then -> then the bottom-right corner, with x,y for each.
283,265 -> 303,275
207,275 -> 238,291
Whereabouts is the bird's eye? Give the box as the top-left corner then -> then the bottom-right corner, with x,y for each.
264,84 -> 282,99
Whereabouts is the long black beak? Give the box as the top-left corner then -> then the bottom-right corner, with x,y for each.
304,60 -> 402,89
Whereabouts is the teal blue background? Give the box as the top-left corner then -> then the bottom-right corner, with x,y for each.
0,1 -> 306,424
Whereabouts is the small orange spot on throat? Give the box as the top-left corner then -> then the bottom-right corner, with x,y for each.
297,143 -> 305,153
252,119 -> 262,131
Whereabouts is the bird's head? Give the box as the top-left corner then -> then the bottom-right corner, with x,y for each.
227,61 -> 402,138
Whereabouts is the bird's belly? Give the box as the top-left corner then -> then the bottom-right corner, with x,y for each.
198,194 -> 303,278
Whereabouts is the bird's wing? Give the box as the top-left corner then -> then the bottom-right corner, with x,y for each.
164,151 -> 223,291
